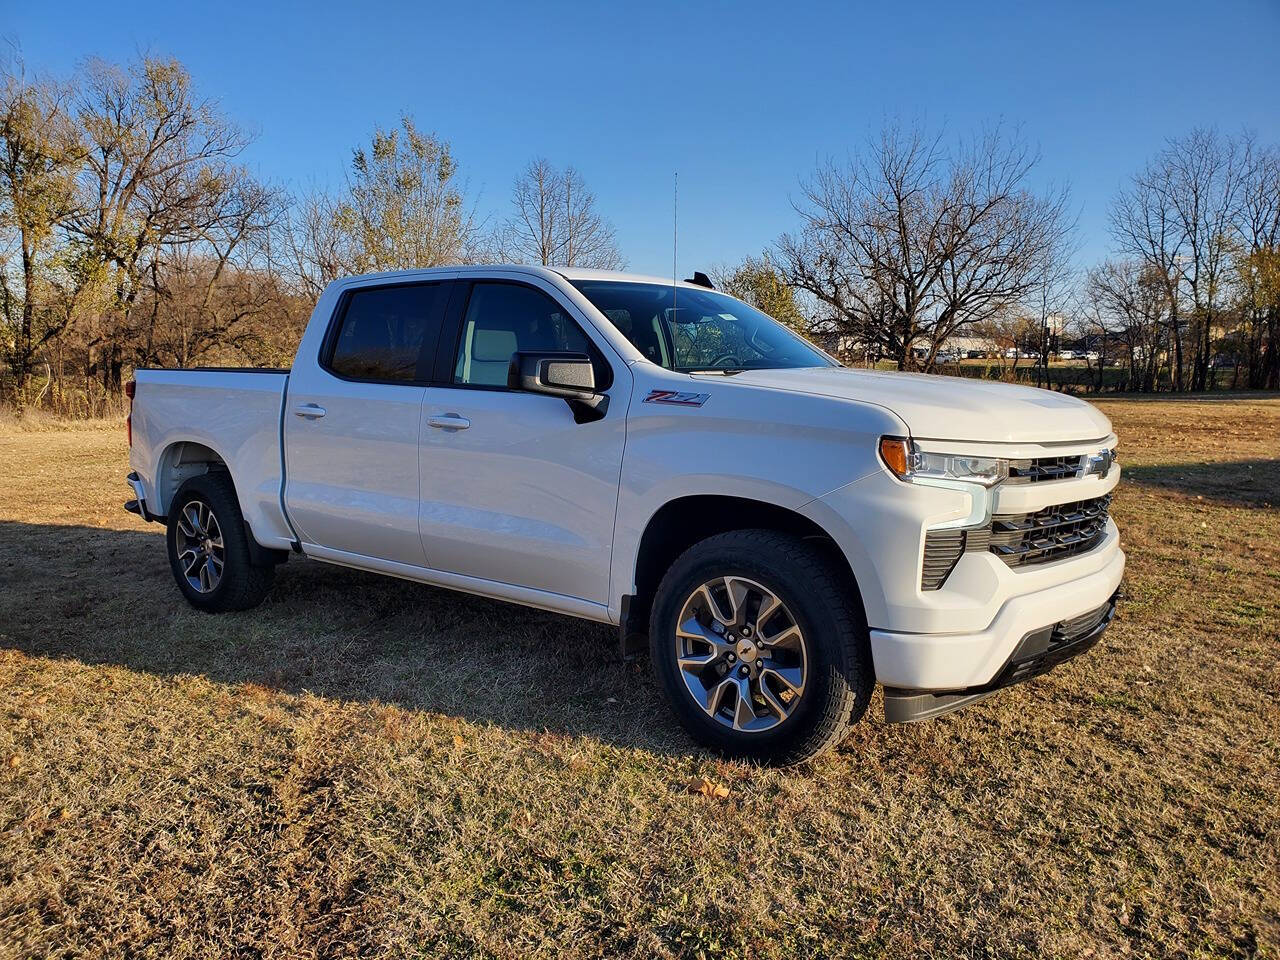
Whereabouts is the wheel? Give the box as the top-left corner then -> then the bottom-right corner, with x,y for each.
166,472 -> 275,613
650,529 -> 873,765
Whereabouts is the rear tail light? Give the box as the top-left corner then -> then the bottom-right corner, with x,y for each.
125,380 -> 135,446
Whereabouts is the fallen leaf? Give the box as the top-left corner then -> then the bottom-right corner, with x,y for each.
687,776 -> 730,800
6,755 -> 20,769
452,734 -> 465,749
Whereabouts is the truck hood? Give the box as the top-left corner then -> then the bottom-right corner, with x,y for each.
706,367 -> 1113,444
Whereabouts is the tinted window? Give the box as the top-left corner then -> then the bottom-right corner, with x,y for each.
328,283 -> 445,382
453,283 -> 594,387
569,281 -> 833,372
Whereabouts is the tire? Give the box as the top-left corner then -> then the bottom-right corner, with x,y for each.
650,529 -> 873,765
166,472 -> 275,613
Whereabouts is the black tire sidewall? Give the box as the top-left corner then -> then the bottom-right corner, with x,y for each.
651,532 -> 860,761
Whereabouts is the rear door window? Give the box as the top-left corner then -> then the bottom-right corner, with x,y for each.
327,283 -> 448,382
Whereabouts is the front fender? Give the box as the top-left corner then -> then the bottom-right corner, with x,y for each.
608,373 -> 907,621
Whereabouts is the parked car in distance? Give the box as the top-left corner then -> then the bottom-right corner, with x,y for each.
1058,349 -> 1079,361
124,265 -> 1124,764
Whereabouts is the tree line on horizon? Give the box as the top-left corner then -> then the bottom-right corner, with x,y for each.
2,52 -> 1277,415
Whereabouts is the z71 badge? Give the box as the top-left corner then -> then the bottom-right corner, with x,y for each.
644,390 -> 710,407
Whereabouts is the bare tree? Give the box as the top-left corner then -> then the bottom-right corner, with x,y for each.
145,173 -> 292,368
1086,259 -> 1171,392
776,122 -> 1072,370
63,55 -> 254,389
499,158 -> 624,269
1165,130 -> 1245,390
281,186 -> 356,302
1231,136 -> 1280,389
1111,129 -> 1248,390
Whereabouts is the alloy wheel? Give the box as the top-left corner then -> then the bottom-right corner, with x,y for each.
673,575 -> 809,733
175,500 -> 225,594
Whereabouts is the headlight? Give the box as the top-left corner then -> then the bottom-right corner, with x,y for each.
879,437 -> 1008,487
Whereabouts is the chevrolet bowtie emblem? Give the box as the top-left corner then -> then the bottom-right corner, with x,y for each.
1084,448 -> 1114,478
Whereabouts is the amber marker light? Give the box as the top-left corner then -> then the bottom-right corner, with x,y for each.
879,437 -> 911,479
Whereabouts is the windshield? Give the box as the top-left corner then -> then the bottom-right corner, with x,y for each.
569,280 -> 835,372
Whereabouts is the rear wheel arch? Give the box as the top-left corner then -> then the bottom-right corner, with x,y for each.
624,495 -> 867,647
154,440 -> 229,519
153,441 -> 285,567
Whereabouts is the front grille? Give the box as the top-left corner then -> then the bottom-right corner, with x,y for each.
920,493 -> 1111,589
988,494 -> 1111,568
1007,455 -> 1084,483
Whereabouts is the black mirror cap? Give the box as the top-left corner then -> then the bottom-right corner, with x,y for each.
508,351 -> 609,423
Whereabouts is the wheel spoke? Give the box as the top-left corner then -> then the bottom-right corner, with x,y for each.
691,584 -> 733,626
754,591 -> 782,630
677,649 -> 717,673
761,623 -> 802,650
722,577 -> 751,623
731,676 -> 761,730
676,612 -> 718,643
179,548 -> 201,576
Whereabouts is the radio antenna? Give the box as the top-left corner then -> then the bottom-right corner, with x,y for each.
673,171 -> 678,316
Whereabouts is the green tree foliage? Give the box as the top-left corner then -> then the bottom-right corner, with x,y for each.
340,116 -> 475,273
713,256 -> 807,334
0,64 -> 83,400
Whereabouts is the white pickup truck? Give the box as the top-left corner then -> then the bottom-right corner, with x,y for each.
125,265 -> 1124,763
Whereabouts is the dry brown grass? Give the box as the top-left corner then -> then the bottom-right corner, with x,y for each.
1,398 -> 1278,959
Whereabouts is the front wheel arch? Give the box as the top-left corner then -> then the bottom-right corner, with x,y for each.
623,495 -> 868,651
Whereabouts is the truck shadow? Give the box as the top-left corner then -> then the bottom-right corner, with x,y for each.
0,520 -> 688,756
1120,458 -> 1279,508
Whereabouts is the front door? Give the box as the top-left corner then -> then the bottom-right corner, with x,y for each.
284,280 -> 449,567
417,279 -> 628,603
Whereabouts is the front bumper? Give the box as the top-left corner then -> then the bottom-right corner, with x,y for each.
869,538 -> 1125,692
882,588 -> 1119,722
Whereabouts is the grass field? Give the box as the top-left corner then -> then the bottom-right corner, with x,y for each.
2,398 -> 1278,958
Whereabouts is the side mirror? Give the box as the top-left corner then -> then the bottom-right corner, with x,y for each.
508,352 -> 609,422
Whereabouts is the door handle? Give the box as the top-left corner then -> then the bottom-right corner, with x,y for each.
293,403 -> 327,419
427,413 -> 470,431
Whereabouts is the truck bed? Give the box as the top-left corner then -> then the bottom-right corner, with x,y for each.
130,367 -> 296,550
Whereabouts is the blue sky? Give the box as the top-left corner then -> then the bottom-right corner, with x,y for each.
5,0 -> 1279,277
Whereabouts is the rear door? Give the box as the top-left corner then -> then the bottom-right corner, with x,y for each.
284,280 -> 450,567
417,278 -> 629,603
